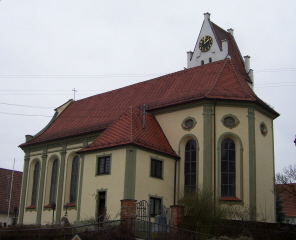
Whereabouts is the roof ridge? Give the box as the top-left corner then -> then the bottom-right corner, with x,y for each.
209,21 -> 224,50
205,59 -> 228,97
228,60 -> 256,100
130,106 -> 133,142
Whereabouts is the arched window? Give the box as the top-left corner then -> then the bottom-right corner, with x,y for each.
221,138 -> 235,197
70,156 -> 79,203
201,60 -> 204,65
185,140 -> 196,193
31,162 -> 40,206
209,57 -> 212,63
49,159 -> 58,204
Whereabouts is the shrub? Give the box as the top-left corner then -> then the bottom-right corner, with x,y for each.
178,188 -> 229,234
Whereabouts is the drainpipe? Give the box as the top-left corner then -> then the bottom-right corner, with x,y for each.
213,99 -> 217,211
174,158 -> 178,205
173,158 -> 181,205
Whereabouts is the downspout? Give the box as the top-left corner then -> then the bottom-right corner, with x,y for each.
174,158 -> 178,205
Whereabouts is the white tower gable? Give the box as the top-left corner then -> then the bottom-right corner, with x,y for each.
187,13 -> 230,68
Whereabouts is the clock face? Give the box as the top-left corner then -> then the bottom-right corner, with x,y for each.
199,36 -> 213,52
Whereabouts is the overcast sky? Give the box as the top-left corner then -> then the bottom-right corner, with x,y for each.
1,1 -> 295,174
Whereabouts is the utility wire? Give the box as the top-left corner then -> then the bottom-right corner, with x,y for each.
0,102 -> 54,109
0,68 -> 295,78
0,112 -> 52,117
0,74 -> 163,79
255,68 -> 296,73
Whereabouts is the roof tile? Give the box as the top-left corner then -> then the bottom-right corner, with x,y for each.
20,58 -> 277,147
78,108 -> 178,157
276,184 -> 296,217
0,168 -> 22,215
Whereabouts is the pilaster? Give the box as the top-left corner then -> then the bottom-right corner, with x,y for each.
77,154 -> 85,221
203,104 -> 213,192
18,154 -> 30,224
36,149 -> 48,224
248,107 -> 256,220
124,147 -> 137,199
55,146 -> 67,223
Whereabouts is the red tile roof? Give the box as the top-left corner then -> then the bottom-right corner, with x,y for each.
0,168 -> 22,215
210,21 -> 249,82
276,184 -> 296,217
78,108 -> 178,157
20,58 -> 278,147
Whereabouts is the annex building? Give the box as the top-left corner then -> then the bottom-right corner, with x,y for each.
18,13 -> 279,225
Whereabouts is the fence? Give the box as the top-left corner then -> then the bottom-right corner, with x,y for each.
0,220 -> 132,240
132,218 -> 229,240
210,223 -> 296,240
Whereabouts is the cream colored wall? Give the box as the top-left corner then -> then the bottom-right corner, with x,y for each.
21,103 -> 276,224
43,153 -> 60,207
135,149 -> 175,207
79,148 -> 126,221
39,149 -> 82,225
23,210 -> 37,224
156,105 -> 276,222
155,106 -> 204,155
254,110 -> 275,222
22,146 -> 84,225
215,106 -> 250,204
155,105 -> 250,200
0,213 -> 13,225
63,151 -> 78,205
23,153 -> 43,224
155,106 -> 204,198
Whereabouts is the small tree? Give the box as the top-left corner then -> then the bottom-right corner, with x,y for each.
276,164 -> 296,196
178,188 -> 228,234
276,193 -> 286,223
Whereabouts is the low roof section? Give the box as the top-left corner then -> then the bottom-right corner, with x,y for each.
77,107 -> 179,158
276,184 -> 296,218
0,168 -> 23,215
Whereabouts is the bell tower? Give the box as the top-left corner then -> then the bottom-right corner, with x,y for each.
187,13 -> 230,68
187,13 -> 254,87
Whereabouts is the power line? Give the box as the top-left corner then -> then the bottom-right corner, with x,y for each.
0,73 -> 164,79
0,68 -> 295,78
254,68 -> 296,73
0,82 -> 295,96
0,102 -> 54,109
0,112 -> 52,117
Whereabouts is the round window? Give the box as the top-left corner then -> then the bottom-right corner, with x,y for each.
260,122 -> 268,136
181,117 -> 196,131
185,119 -> 194,128
221,114 -> 239,129
224,117 -> 236,127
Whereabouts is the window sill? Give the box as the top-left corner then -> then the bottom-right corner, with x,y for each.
96,173 -> 111,176
44,204 -> 54,208
150,176 -> 163,180
64,203 -> 77,210
26,206 -> 37,212
26,206 -> 36,209
220,197 -> 242,202
64,203 -> 76,207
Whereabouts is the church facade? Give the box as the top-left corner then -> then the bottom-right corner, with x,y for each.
18,13 -> 279,225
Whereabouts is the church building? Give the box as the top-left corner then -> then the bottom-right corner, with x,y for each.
18,13 -> 279,224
